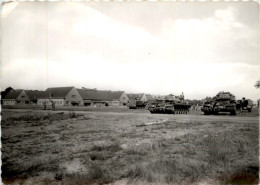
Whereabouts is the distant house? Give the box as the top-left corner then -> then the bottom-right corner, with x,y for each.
3,89 -> 46,105
25,90 -> 46,104
37,91 -> 58,106
127,93 -> 147,102
106,91 -> 129,106
37,87 -> 83,106
77,88 -> 97,106
77,88 -> 129,106
2,90 -> 23,105
16,90 -> 30,104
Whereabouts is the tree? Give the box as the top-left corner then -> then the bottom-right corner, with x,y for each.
1,86 -> 14,99
254,81 -> 260,89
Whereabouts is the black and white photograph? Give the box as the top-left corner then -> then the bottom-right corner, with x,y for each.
1,1 -> 259,184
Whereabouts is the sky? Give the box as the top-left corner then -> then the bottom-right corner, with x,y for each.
1,2 -> 259,101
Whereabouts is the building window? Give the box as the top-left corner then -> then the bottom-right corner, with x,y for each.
72,95 -> 76,98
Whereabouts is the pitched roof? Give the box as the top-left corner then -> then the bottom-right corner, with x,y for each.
127,93 -> 144,100
37,91 -> 51,99
4,90 -> 23,99
25,90 -> 47,99
46,87 -> 74,98
96,91 -> 110,100
108,91 -> 124,100
77,89 -> 98,100
77,89 -> 124,101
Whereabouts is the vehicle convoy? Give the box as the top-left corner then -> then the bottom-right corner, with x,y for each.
201,91 -> 237,115
236,98 -> 253,112
148,94 -> 191,114
128,99 -> 147,109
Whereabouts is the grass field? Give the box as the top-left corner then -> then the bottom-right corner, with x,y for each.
1,108 -> 259,185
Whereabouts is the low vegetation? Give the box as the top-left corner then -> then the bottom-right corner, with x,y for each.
1,109 -> 259,184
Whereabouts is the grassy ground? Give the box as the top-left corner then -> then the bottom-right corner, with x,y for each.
2,105 -> 144,113
1,108 -> 259,185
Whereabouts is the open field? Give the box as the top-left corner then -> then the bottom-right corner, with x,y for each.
1,108 -> 259,185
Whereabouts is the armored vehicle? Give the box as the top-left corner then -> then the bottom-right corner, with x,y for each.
201,92 -> 237,115
128,99 -> 147,109
236,98 -> 253,112
148,94 -> 191,114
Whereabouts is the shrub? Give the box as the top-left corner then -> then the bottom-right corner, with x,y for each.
63,162 -> 111,185
89,152 -> 106,161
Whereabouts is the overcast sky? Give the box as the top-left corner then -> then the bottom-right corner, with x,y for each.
1,2 -> 259,100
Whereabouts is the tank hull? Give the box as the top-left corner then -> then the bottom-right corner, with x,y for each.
149,104 -> 190,114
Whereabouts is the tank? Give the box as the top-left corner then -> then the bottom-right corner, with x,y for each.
201,92 -> 237,115
148,94 -> 191,114
128,99 -> 147,109
236,98 -> 253,112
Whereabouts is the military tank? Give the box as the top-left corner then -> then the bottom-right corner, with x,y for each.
201,91 -> 237,115
148,94 -> 191,114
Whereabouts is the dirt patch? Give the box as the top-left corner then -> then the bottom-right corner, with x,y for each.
61,158 -> 87,174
